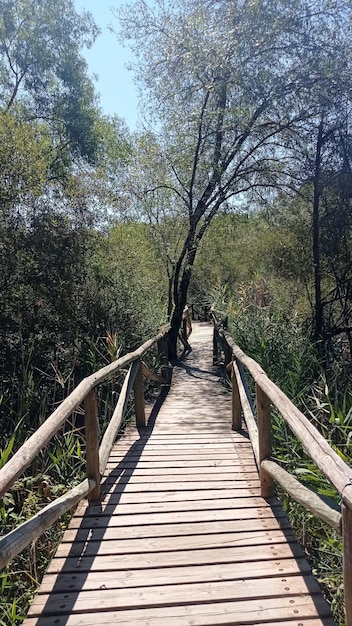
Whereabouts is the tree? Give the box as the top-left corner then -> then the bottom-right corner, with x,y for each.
278,83 -> 352,348
307,121 -> 352,347
0,0 -> 100,164
117,0 -> 352,355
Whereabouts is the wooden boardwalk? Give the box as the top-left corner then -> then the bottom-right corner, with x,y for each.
24,324 -> 334,626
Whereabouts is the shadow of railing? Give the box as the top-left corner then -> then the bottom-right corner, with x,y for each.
32,386 -> 169,624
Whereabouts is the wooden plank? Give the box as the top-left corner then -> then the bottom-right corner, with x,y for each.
37,556 -> 311,594
257,382 -> 274,498
29,574 -> 322,616
233,360 -> 259,464
116,435 -> 250,443
137,425 -> 233,431
70,497 -> 281,521
76,492 -> 280,510
24,612 -> 335,626
55,529 -> 296,558
109,443 -> 249,450
62,516 -> 292,542
106,450 -> 255,458
101,470 -> 259,482
231,360 -> 242,429
68,505 -> 284,528
96,480 -> 261,493
105,460 -> 259,470
46,542 -> 305,573
133,359 -> 146,428
99,361 -> 140,475
103,459 -> 256,469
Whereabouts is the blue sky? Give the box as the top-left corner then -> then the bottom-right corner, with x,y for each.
74,1 -> 139,130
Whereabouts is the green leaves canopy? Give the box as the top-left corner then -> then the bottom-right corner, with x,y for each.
0,0 -> 100,161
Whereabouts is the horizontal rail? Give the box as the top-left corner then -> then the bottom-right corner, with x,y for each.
221,329 -> 352,509
0,479 -> 96,569
261,459 -> 342,532
0,329 -> 168,499
231,360 -> 259,465
99,360 -> 140,476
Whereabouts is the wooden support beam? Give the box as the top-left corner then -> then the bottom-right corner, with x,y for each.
133,360 -> 146,429
84,389 -> 101,502
223,342 -> 233,369
257,383 -> 274,498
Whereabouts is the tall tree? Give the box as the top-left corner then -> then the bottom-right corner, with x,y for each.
0,0 -> 100,163
117,0 -> 352,354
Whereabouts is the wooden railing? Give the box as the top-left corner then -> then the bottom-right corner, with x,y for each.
0,327 -> 170,570
212,311 -> 352,626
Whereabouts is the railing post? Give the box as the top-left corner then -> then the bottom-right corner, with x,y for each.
231,360 -> 242,431
343,503 -> 352,626
84,388 -> 101,502
256,383 -> 274,498
133,359 -> 146,428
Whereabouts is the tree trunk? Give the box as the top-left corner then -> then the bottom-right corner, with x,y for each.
169,243 -> 198,358
313,119 -> 324,343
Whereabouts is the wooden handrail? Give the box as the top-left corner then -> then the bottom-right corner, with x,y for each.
212,317 -> 352,626
0,328 -> 168,499
262,459 -> 341,532
0,326 -> 170,570
218,326 -> 352,508
0,479 -> 96,569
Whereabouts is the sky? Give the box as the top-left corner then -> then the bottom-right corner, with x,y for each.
74,1 -> 139,130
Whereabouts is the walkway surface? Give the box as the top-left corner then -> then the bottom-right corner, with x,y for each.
24,323 -> 334,626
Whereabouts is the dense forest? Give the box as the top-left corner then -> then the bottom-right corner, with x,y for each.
1,0 -> 352,623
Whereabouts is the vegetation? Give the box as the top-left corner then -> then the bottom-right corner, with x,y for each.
117,0 -> 352,355
1,0 -> 352,623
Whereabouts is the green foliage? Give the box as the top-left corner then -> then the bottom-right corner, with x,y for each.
0,0 -> 98,111
0,112 -> 47,209
107,221 -> 168,338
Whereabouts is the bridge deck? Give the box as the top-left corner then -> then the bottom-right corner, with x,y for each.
24,324 -> 334,626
